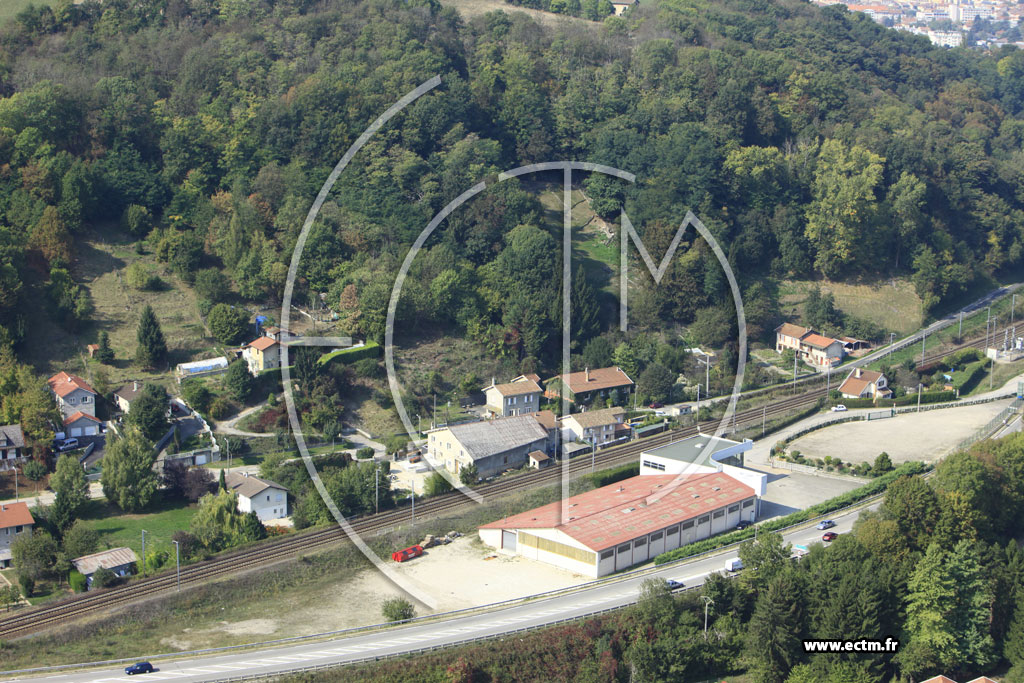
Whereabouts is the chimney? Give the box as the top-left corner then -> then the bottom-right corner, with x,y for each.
585,367 -> 590,382
855,368 -> 862,378
491,377 -> 495,387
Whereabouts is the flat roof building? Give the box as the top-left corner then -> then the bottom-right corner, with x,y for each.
480,472 -> 756,577
640,434 -> 765,498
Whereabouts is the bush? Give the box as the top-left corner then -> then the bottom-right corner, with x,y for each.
125,262 -> 161,291
68,570 -> 87,592
91,566 -> 116,589
181,379 -> 212,414
209,398 -> 233,420
18,574 -> 33,597
381,597 -> 415,622
355,447 -> 374,459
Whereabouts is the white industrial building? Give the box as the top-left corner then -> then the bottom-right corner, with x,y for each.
639,433 -> 766,499
479,471 -> 756,577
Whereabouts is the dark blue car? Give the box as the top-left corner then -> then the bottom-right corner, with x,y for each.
125,662 -> 154,675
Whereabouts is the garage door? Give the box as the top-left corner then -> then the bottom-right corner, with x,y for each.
70,427 -> 83,437
83,426 -> 98,436
502,530 -> 517,551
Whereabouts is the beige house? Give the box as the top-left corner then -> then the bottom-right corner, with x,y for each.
559,407 -> 627,447
838,368 -> 891,399
774,323 -> 845,367
484,376 -> 543,417
427,415 -> 548,479
544,367 -> 634,406
48,371 -> 97,419
0,502 -> 34,569
243,336 -> 281,376
113,382 -> 145,414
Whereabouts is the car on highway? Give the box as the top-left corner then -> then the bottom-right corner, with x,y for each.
735,520 -> 752,530
666,578 -> 685,590
816,520 -> 836,530
830,404 -> 848,412
125,662 -> 154,675
822,532 -> 839,542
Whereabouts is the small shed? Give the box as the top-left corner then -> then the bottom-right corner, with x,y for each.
528,450 -> 550,469
72,547 -> 138,588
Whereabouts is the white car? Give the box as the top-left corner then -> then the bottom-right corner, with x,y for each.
830,404 -> 848,412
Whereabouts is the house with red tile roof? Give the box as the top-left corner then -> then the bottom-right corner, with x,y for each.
774,323 -> 845,367
480,471 -> 755,577
47,371 -> 97,419
0,501 -> 34,569
543,367 -> 634,406
64,411 -> 103,438
838,368 -> 892,399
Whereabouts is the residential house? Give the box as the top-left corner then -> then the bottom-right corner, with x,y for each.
838,368 -> 891,400
559,407 -> 627,447
483,376 -> 543,417
544,367 -> 634,406
63,411 -> 103,438
0,424 -> 26,471
0,502 -> 33,569
427,415 -> 548,479
224,472 -> 288,522
532,410 -> 558,453
113,382 -> 144,414
774,324 -> 845,367
610,0 -> 638,14
72,547 -> 138,588
242,336 -> 281,376
47,371 -> 98,419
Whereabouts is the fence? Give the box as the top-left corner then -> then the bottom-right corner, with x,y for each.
866,409 -> 895,421
957,397 -> 1024,450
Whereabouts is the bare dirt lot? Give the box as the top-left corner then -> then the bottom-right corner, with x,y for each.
159,535 -> 590,650
790,400 -> 1012,464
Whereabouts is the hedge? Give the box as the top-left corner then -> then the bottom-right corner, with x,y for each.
69,570 -> 87,593
586,462 -> 639,489
832,390 -> 957,410
653,460 -> 930,565
318,341 -> 381,366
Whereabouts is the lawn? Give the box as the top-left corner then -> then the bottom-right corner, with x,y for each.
779,278 -> 923,336
79,493 -> 199,557
0,0 -> 51,24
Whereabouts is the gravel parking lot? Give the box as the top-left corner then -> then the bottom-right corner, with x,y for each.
790,399 -> 1012,464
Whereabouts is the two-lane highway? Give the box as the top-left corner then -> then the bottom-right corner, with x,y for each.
2,503 -> 876,683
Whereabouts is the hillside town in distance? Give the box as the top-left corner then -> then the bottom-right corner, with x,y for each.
813,0 -> 1023,47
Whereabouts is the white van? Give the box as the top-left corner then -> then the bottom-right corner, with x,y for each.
724,557 -> 744,573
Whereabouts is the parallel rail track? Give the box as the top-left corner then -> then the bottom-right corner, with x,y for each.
0,322 -> 1016,640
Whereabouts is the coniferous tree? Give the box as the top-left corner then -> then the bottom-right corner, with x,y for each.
570,265 -> 600,349
218,468 -> 227,492
747,570 -> 807,683
135,305 -> 167,369
101,428 -> 158,512
96,331 -> 115,364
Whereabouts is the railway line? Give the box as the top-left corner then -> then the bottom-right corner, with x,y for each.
0,321 -> 1016,641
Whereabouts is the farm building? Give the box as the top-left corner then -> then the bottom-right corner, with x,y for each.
427,414 -> 549,479
479,471 -> 756,577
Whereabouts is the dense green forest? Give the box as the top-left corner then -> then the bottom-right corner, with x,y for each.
3,0 -> 1024,376
293,436 -> 1024,683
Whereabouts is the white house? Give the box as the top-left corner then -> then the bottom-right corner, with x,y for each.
224,472 -> 288,522
838,368 -> 891,399
559,407 -> 627,447
0,502 -> 34,569
47,372 -> 97,419
483,376 -> 543,417
113,382 -> 145,414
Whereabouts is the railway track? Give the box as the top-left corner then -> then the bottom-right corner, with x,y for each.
1,321 -> 1015,640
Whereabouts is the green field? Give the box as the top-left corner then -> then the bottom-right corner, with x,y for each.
0,0 -> 52,25
79,494 -> 199,558
779,278 -> 923,336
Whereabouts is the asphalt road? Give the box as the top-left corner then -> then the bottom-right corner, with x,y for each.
4,503 -> 876,683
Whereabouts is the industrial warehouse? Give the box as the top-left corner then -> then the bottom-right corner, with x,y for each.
479,469 -> 757,577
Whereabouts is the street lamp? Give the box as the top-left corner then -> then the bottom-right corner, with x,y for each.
702,596 -> 714,638
141,530 -> 147,577
171,540 -> 180,591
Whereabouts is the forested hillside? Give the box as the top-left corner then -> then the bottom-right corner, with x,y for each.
2,0 -> 1024,371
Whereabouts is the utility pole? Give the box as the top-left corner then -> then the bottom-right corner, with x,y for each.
921,332 -> 926,364
889,332 -> 895,355
697,354 -> 711,401
432,394 -> 436,429
702,596 -> 714,639
917,383 -> 922,413
826,363 -> 831,395
762,405 -> 766,437
1013,294 -> 1018,328
987,306 -> 992,351
171,540 -> 180,592
695,383 -> 701,432
792,354 -> 798,392
591,436 -> 596,475
141,530 -> 147,577
959,311 -> 963,343
375,466 -> 379,515
411,488 -> 416,525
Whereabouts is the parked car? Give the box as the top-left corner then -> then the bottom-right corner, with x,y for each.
56,438 -> 79,452
666,577 -> 685,590
816,520 -> 836,530
830,404 -> 848,412
648,402 -> 664,409
125,662 -> 154,675
822,532 -> 839,542
735,520 -> 752,530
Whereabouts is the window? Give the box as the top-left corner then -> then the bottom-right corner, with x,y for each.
600,549 -> 614,560
634,538 -> 646,547
698,515 -> 710,525
68,397 -> 76,404
742,499 -> 754,508
642,459 -> 665,471
81,396 -> 90,403
617,543 -> 631,554
266,495 -> 270,501
728,504 -> 739,513
503,456 -> 508,464
682,520 -> 694,530
15,525 -> 22,533
667,525 -> 680,535
713,510 -> 724,518
650,531 -> 663,542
